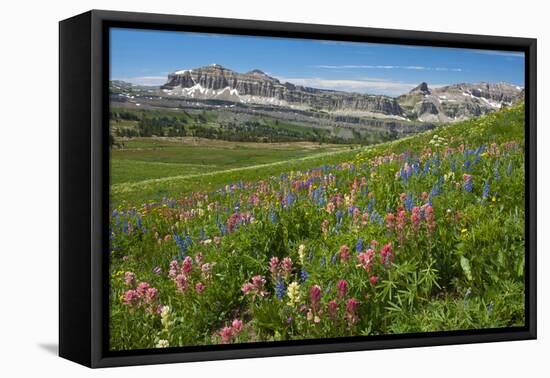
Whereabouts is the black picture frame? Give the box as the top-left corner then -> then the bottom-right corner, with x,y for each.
59,9 -> 537,368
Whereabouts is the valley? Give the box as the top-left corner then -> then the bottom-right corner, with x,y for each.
110,64 -> 523,148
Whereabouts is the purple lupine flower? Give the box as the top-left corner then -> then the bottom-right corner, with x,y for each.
275,277 -> 286,300
463,174 -> 473,193
356,237 -> 364,253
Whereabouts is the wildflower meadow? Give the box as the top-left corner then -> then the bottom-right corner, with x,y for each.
109,104 -> 525,351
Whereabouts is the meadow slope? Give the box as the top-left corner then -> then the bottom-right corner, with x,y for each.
109,104 -> 525,350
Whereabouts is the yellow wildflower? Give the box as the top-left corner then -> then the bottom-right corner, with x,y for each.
287,282 -> 301,307
298,244 -> 306,265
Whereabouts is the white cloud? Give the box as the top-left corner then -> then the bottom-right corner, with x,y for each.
114,76 -> 167,86
312,64 -> 463,72
461,49 -> 525,58
275,76 -> 448,96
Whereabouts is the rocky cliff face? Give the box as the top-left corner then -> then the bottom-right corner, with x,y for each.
398,82 -> 524,122
161,64 -> 404,117
154,65 -> 524,123
163,65 -> 289,99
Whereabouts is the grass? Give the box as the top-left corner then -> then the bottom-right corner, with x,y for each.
110,104 -> 524,206
109,104 -> 526,350
111,160 -> 220,185
111,138 -> 355,203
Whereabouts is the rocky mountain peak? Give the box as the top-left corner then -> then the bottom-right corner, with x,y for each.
398,81 -> 523,122
248,69 -> 268,76
157,65 -> 523,122
410,82 -> 431,95
160,65 -> 404,116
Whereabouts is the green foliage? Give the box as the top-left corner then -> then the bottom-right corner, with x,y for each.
109,106 -> 389,145
110,140 -> 358,203
109,104 -> 525,351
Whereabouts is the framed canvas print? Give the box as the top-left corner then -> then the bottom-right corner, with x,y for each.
59,10 -> 536,368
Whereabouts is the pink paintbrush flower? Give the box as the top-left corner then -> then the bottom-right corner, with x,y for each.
168,260 -> 179,279
123,289 -> 139,305
337,279 -> 348,299
227,213 -> 242,233
357,249 -> 375,272
380,243 -> 393,268
195,282 -> 205,294
328,299 -> 338,320
281,257 -> 293,277
175,274 -> 188,293
346,298 -> 359,325
411,206 -> 421,233
231,319 -> 243,333
396,210 -> 407,242
136,282 -> 150,297
339,245 -> 350,263
220,326 -> 233,344
309,285 -> 322,309
241,282 -> 254,294
251,275 -> 266,289
425,204 -> 435,234
353,207 -> 360,223
182,256 -> 193,274
269,256 -> 279,277
194,252 -> 203,265
242,275 -> 268,298
144,287 -> 159,304
201,262 -> 214,280
361,212 -> 369,227
124,271 -> 135,286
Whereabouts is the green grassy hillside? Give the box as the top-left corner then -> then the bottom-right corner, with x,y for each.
109,104 -> 525,350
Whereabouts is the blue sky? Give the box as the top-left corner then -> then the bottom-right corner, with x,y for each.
110,27 -> 525,96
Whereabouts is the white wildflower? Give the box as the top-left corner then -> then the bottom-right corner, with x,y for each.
156,339 -> 169,348
160,306 -> 172,331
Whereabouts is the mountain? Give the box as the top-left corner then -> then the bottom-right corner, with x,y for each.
409,82 -> 431,96
397,82 -> 524,122
112,65 -> 524,124
160,64 -> 404,118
